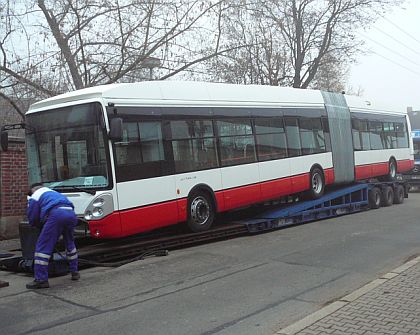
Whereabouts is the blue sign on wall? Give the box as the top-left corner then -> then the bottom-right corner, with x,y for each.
412,130 -> 420,138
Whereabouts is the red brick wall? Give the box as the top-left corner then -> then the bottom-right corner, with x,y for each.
0,139 -> 28,217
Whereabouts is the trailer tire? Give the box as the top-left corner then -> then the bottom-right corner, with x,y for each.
381,186 -> 394,207
187,191 -> 215,233
393,184 -> 405,204
368,187 -> 381,209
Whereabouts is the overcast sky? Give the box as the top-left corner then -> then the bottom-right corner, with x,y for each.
348,0 -> 420,112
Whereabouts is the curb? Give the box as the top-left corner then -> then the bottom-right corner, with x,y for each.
275,255 -> 420,335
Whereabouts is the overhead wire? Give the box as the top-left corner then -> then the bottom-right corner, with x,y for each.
358,31 -> 420,69
381,16 -> 420,47
373,26 -> 420,57
370,51 -> 420,78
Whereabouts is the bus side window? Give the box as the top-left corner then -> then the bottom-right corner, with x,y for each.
322,117 -> 331,152
114,120 -> 168,181
359,120 -> 370,151
382,122 -> 394,149
352,119 -> 362,151
114,121 -> 142,165
369,121 -> 384,150
254,117 -> 287,161
395,121 -> 409,148
217,119 -> 256,166
299,117 -> 325,155
139,122 -> 165,162
284,117 -> 301,157
170,120 -> 218,173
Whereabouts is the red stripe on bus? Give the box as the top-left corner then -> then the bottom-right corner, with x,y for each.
88,212 -> 122,239
221,183 -> 262,211
354,159 -> 413,180
355,162 -> 388,180
215,192 -> 226,212
259,175 -> 293,202
324,168 -> 335,185
397,159 -> 414,172
88,167 -> 335,238
119,200 -> 179,237
177,198 -> 188,222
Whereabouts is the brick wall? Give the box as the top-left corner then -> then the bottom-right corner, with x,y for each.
0,138 -> 28,239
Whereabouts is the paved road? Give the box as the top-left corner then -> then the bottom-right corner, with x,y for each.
1,193 -> 420,335
277,256 -> 420,335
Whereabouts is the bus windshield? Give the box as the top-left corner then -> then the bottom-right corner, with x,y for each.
25,102 -> 110,191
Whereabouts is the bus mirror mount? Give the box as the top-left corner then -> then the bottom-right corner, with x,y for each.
1,129 -> 8,151
109,118 -> 123,141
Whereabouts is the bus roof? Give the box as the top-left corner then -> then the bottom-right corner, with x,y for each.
27,81 -> 405,114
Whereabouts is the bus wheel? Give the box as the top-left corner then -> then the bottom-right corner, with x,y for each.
187,192 -> 215,233
393,184 -> 405,204
386,159 -> 397,181
368,187 -> 381,209
381,186 -> 394,207
308,167 -> 325,199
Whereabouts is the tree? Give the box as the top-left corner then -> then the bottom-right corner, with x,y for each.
311,53 -> 347,92
208,0 -> 402,90
207,3 -> 291,85
0,0 -> 239,117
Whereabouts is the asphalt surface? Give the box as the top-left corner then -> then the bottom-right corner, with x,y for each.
1,192 -> 420,335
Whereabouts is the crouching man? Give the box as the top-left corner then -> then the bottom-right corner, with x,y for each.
26,183 -> 80,289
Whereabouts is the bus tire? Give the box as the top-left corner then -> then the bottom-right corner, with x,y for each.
368,187 -> 381,209
381,186 -> 394,207
385,158 -> 397,181
308,167 -> 325,199
393,184 -> 405,204
187,191 -> 215,233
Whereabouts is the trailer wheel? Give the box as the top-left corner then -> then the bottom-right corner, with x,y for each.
308,167 -> 325,199
381,186 -> 394,207
368,187 -> 381,209
187,191 -> 215,233
393,184 -> 405,204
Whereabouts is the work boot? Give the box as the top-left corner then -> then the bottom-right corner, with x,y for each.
26,280 -> 49,289
71,272 -> 80,281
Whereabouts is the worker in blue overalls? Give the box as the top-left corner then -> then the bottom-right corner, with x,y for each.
26,183 -> 80,289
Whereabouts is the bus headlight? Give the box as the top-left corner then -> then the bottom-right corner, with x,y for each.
93,198 -> 105,207
85,211 -> 93,220
84,193 -> 114,221
92,207 -> 104,218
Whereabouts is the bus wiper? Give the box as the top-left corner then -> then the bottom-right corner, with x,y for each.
41,179 -> 60,185
54,185 -> 96,196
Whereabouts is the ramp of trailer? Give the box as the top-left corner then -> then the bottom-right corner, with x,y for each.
238,183 -> 369,233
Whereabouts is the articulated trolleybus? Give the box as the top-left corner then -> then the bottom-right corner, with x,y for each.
9,82 -> 415,238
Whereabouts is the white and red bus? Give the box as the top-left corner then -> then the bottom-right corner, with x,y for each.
15,82 -> 414,238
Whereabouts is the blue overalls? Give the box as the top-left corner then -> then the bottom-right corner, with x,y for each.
27,187 -> 78,282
